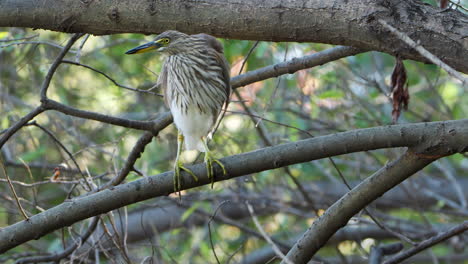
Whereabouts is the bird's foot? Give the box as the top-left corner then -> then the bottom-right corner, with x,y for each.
204,151 -> 227,188
173,161 -> 198,196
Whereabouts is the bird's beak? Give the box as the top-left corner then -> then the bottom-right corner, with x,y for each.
125,41 -> 161,54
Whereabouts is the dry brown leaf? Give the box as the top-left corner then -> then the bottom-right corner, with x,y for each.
390,57 -> 410,123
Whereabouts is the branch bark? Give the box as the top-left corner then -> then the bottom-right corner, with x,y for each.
1,0 -> 466,72
93,177 -> 468,246
281,151 -> 435,263
0,119 -> 466,253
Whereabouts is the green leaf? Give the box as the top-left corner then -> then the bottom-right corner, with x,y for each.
318,90 -> 344,99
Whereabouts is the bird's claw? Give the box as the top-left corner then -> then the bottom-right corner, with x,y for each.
204,152 -> 226,189
173,161 -> 198,197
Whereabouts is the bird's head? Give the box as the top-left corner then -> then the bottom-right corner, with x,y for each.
125,30 -> 190,55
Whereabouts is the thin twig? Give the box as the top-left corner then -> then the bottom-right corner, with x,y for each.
255,44 -> 288,126
40,33 -> 84,101
246,201 -> 294,264
15,217 -> 99,264
106,211 -> 132,262
99,215 -> 130,263
434,160 -> 467,209
447,0 -> 468,11
383,221 -> 468,264
226,110 -> 313,137
207,201 -> 230,264
100,131 -> 154,190
0,106 -> 45,148
17,158 -> 39,209
0,173 -> 108,187
0,34 -> 39,42
0,158 -> 29,220
0,41 -> 77,51
74,34 -> 90,62
378,19 -> 467,86
176,200 -> 291,250
210,40 -> 260,139
61,60 -> 163,97
28,121 -> 92,191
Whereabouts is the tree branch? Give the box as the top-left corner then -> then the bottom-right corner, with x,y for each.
15,217 -> 99,264
281,151 -> 436,263
42,99 -> 159,131
231,46 -> 363,88
1,0 -> 466,72
0,106 -> 45,149
378,19 -> 467,86
39,33 -> 84,101
73,174 -> 467,256
383,221 -> 468,264
0,119 -> 466,253
369,243 -> 403,264
61,60 -> 163,97
0,34 -> 82,149
101,131 -> 154,188
94,177 -> 468,247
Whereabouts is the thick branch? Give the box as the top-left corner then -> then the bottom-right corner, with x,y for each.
0,0 -> 466,72
96,177 -> 468,246
281,151 -> 435,263
0,119 -> 466,253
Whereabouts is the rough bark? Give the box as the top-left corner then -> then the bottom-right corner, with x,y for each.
0,0 -> 467,73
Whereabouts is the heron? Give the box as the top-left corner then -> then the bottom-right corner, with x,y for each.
125,30 -> 230,194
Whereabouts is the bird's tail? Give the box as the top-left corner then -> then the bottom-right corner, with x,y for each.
184,136 -> 206,152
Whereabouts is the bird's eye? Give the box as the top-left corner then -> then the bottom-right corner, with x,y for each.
161,38 -> 170,44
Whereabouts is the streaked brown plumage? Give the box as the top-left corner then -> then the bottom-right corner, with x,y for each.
126,30 -> 230,193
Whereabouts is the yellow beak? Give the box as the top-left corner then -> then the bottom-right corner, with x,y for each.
125,41 -> 161,54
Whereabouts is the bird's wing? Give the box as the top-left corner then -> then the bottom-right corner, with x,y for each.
193,33 -> 231,103
209,42 -> 232,139
158,60 -> 169,107
191,33 -> 231,138
216,51 -> 231,105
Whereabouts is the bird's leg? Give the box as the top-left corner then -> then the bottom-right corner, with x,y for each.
202,137 -> 227,188
174,133 -> 198,196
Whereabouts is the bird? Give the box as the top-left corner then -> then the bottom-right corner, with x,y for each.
125,30 -> 231,194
